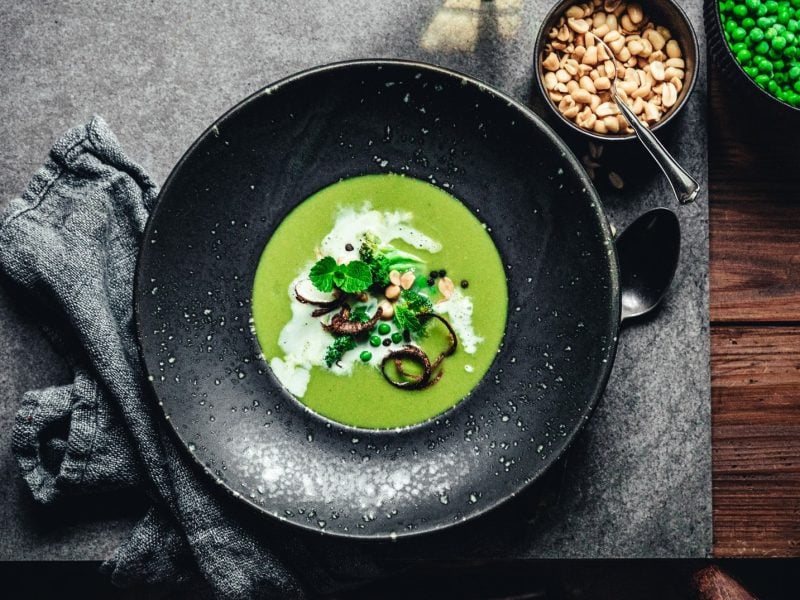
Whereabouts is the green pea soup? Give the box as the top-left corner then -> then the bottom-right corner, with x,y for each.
252,174 -> 508,429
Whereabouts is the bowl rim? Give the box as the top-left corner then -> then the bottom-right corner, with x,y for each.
532,0 -> 701,142
708,0 -> 800,113
133,58 -> 622,540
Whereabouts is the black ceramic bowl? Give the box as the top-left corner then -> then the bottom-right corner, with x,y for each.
533,0 -> 700,141
135,60 -> 620,539
705,0 -> 800,119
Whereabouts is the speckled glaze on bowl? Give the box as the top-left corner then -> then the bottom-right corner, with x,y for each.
533,0 -> 700,142
135,59 -> 620,539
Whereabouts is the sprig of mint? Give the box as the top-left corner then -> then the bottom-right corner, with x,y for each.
309,257 -> 373,293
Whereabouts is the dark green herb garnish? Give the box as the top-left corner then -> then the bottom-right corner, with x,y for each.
359,233 -> 424,288
400,289 -> 433,313
348,305 -> 371,323
324,335 -> 357,367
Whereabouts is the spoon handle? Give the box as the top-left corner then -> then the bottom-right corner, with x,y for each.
613,97 -> 700,205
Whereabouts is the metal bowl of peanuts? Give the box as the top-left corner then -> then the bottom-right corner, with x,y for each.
534,0 -> 699,141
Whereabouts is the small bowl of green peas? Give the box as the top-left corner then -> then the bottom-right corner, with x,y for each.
706,0 -> 800,114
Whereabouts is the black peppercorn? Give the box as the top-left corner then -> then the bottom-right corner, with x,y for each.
426,277 -> 435,286
460,279 -> 469,289
429,270 -> 438,279
382,338 -> 391,347
438,269 -> 447,277
345,243 -> 354,251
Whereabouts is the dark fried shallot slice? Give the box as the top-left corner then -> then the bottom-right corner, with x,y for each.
322,304 -> 383,335
294,283 -> 343,317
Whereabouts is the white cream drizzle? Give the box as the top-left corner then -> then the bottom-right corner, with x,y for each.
270,203 -> 482,398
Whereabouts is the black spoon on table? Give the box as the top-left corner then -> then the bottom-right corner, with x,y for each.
616,207 -> 681,322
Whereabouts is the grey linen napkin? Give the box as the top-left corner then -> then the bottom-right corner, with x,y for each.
0,117 -> 334,598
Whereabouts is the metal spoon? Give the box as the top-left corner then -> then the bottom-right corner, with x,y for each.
616,207 -> 680,322
591,34 -> 700,205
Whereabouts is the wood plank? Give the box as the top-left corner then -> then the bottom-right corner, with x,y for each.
709,69 -> 800,323
712,327 -> 800,557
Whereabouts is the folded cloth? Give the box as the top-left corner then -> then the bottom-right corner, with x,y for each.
0,117 -> 351,598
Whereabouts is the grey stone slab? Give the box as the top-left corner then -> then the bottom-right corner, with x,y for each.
0,0 -> 710,561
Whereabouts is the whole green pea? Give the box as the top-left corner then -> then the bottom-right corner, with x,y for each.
377,323 -> 390,335
743,16 -> 757,28
794,80 -> 800,93
749,26 -> 765,41
737,48 -> 754,62
772,35 -> 788,49
390,332 -> 403,344
756,16 -> 774,28
744,65 -> 760,77
733,26 -> 748,40
733,3 -> 748,16
756,40 -> 771,53
746,0 -> 761,9
359,350 -> 372,362
790,65 -> 800,79
369,335 -> 381,347
756,73 -> 771,86
758,58 -> 774,72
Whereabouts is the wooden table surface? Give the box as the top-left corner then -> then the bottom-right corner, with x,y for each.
710,68 -> 800,557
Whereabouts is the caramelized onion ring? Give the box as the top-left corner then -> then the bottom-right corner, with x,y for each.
384,314 -> 458,390
381,345 -> 433,389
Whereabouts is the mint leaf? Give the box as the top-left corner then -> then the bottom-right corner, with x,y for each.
337,260 -> 373,293
309,256 -> 337,293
